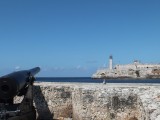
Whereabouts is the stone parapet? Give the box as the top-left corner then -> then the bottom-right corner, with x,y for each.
14,82 -> 160,120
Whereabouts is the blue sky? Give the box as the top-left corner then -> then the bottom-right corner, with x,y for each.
0,0 -> 160,77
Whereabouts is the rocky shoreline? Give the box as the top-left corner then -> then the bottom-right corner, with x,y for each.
15,82 -> 160,120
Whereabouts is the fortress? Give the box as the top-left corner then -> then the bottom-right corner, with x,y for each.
92,56 -> 160,79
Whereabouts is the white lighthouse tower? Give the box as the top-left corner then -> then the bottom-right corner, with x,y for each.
109,55 -> 113,70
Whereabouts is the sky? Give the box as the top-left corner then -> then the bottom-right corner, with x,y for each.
0,0 -> 160,77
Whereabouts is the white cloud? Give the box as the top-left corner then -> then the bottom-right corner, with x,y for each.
53,67 -> 65,71
86,60 -> 98,64
75,65 -> 87,71
76,65 -> 81,69
15,66 -> 20,70
43,68 -> 48,71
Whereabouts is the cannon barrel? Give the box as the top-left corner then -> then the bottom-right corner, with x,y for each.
0,67 -> 40,100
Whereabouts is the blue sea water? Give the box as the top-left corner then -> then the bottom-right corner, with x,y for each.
36,77 -> 160,83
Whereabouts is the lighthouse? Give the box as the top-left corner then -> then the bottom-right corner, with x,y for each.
109,55 -> 113,70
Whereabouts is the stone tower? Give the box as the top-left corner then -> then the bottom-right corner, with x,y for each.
109,55 -> 113,70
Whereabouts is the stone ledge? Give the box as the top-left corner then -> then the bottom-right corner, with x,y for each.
14,82 -> 160,120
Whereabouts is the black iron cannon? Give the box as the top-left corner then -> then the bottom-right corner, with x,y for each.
0,67 -> 40,120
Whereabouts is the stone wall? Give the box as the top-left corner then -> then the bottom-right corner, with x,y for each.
15,82 -> 160,120
72,87 -> 142,120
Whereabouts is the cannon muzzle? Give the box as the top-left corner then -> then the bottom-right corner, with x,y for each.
0,67 -> 40,100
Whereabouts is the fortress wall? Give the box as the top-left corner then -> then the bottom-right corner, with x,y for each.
72,85 -> 150,120
15,82 -> 160,120
33,83 -> 73,119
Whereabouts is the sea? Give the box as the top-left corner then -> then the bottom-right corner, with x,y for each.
36,77 -> 160,83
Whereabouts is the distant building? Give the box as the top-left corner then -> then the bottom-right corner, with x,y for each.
92,56 -> 160,79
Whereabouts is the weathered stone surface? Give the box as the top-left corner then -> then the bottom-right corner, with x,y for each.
14,82 -> 160,120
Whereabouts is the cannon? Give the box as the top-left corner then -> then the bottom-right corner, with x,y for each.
0,67 -> 40,120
